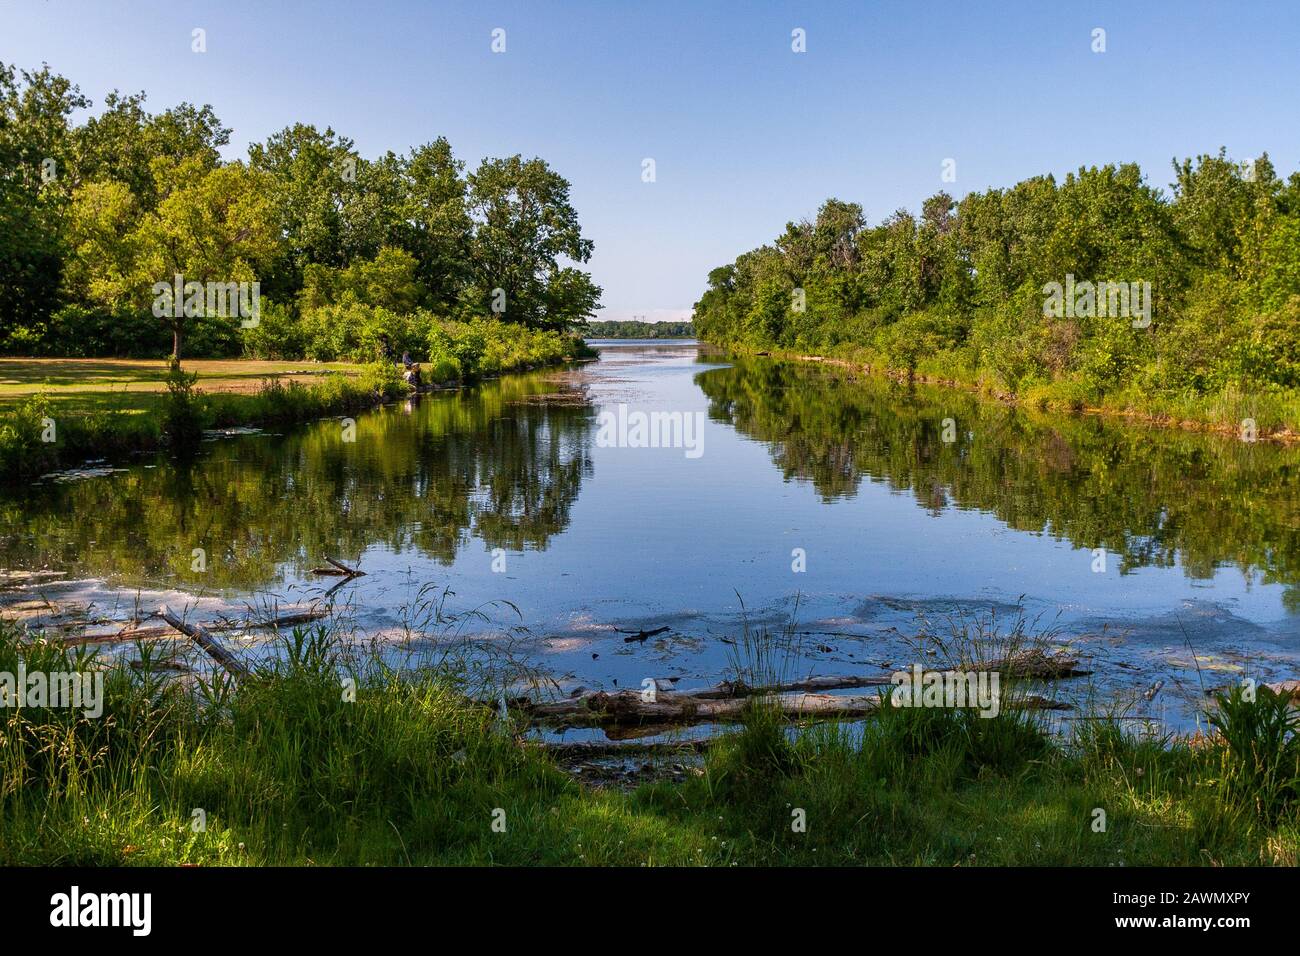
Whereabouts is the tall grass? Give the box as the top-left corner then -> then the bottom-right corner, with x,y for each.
1209,683 -> 1300,823
4,606 -> 1300,865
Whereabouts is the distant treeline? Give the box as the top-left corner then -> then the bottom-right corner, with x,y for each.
0,61 -> 601,361
693,152 -> 1300,425
585,320 -> 694,338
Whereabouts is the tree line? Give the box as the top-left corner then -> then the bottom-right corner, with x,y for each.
693,154 -> 1300,410
585,319 -> 693,338
0,61 -> 602,361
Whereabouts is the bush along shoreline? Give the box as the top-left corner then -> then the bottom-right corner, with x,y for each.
0,324 -> 595,484
3,613 -> 1300,866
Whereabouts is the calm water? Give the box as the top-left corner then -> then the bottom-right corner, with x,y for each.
5,340 -> 1300,727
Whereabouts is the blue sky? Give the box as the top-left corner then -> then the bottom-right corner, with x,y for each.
3,0 -> 1297,321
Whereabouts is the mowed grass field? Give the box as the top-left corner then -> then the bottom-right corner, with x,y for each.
0,358 -> 364,415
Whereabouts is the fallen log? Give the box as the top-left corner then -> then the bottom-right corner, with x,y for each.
0,570 -> 67,588
322,556 -> 365,577
54,607 -> 329,647
667,673 -> 895,699
211,608 -> 330,632
531,669 -> 1037,719
951,649 -> 1091,678
521,686 -> 1067,729
157,605 -> 252,680
551,691 -> 884,726
617,625 -> 670,643
129,658 -> 192,673
58,626 -> 173,646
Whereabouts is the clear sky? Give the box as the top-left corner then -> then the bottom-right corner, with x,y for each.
3,0 -> 1297,322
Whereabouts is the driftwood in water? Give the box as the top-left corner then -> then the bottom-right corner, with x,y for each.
0,569 -> 67,588
520,681 -> 1068,730
978,649 -> 1091,678
528,690 -> 884,727
55,607 -> 328,647
157,605 -> 252,680
667,673 -> 895,699
618,626 -> 670,644
310,556 -> 366,577
633,655 -> 1086,705
212,608 -> 330,632
57,625 -> 172,645
129,657 -> 192,673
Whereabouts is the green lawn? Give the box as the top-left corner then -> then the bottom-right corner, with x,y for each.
0,358 -> 363,415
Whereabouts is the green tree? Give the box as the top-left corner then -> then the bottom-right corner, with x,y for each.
0,62 -> 88,346
463,155 -> 600,329
133,161 -> 280,358
248,124 -> 372,297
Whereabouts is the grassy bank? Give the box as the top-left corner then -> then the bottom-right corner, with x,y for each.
3,619 -> 1298,866
720,344 -> 1300,443
0,326 -> 594,482
0,363 -> 408,483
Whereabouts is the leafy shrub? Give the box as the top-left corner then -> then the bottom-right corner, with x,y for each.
241,299 -> 305,359
0,394 -> 56,480
161,358 -> 209,449
1209,683 -> 1300,822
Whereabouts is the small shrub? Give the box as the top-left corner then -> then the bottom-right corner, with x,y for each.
1209,683 -> 1300,822
161,359 -> 209,449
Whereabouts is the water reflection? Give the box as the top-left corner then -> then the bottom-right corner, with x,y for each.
3,348 -> 1299,623
697,357 -> 1300,602
0,370 -> 594,590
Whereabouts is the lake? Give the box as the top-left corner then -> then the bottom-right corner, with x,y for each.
5,339 -> 1300,730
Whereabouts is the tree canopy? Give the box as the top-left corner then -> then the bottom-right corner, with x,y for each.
0,60 -> 602,359
694,154 -> 1300,402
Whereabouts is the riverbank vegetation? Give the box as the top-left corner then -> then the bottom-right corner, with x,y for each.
0,60 -> 600,363
2,616 -> 1298,866
0,321 -> 592,483
693,153 -> 1300,435
0,57 -> 597,480
0,362 -> 411,482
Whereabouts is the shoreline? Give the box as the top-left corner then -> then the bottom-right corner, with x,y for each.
0,350 -> 591,484
708,345 -> 1300,446
3,601 -> 1297,866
